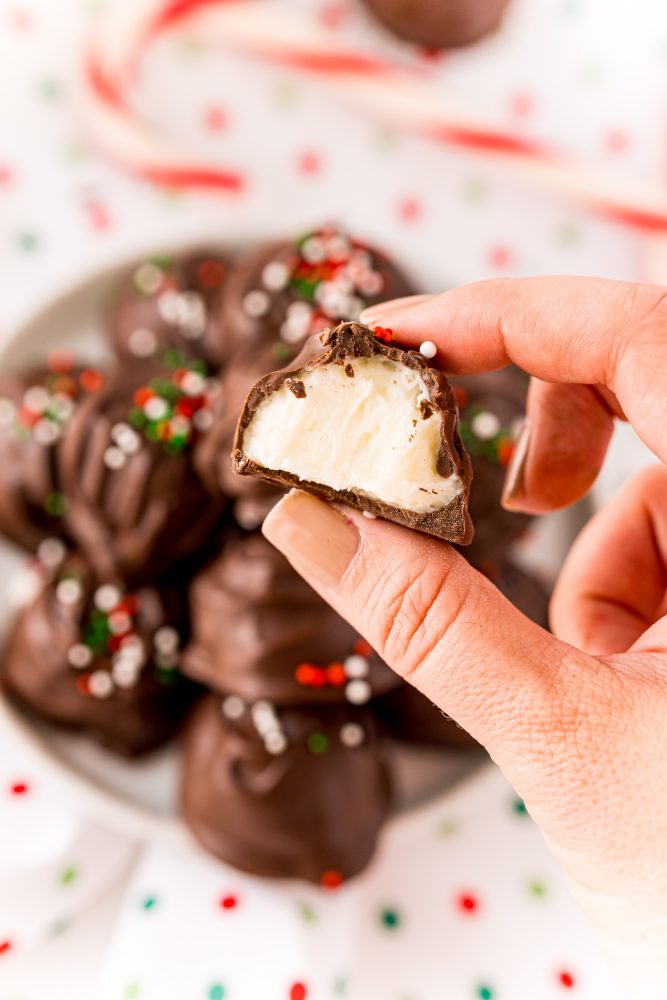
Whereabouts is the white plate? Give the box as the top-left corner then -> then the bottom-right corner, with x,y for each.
0,255 -> 493,849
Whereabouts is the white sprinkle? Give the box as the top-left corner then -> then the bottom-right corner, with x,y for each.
8,567 -> 43,608
119,428 -> 141,455
111,422 -> 131,443
94,584 -> 121,612
233,501 -> 262,531
222,694 -> 245,721
144,396 -> 168,421
88,670 -> 113,699
264,730 -> 288,755
344,654 -> 369,679
419,340 -> 437,360
169,415 -> 191,438
471,411 -> 501,441
252,700 -> 279,735
23,386 -> 50,414
33,419 -> 60,446
49,393 -> 74,423
157,289 -> 180,324
67,643 -> 93,669
178,292 -> 206,337
108,610 -> 131,635
192,408 -> 213,432
285,300 -> 312,321
262,261 -> 290,291
154,626 -> 179,653
56,578 -> 82,606
112,659 -> 140,688
0,397 -> 16,426
345,679 -> 371,705
37,537 -> 66,569
324,234 -> 349,261
104,446 -> 126,471
181,371 -> 205,397
362,510 -> 376,520
242,289 -> 270,318
301,236 -> 326,264
128,327 -> 158,358
340,721 -> 364,748
134,262 -> 163,296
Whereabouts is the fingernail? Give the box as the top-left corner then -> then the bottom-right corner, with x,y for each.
501,418 -> 532,510
262,489 -> 359,588
360,293 -> 435,326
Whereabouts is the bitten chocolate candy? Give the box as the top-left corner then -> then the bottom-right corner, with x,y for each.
106,249 -> 231,369
181,696 -> 391,883
57,359 -> 227,583
361,0 -> 511,48
1,560 -> 197,757
183,533 -> 399,704
233,322 -> 473,544
221,226 -> 415,364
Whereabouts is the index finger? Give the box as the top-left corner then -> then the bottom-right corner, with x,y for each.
361,276 -> 667,467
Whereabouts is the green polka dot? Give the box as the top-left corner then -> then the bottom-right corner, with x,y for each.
512,797 -> 528,817
273,81 -> 299,109
333,979 -> 346,996
476,986 -> 494,1000
208,985 -> 225,1000
462,178 -> 488,203
380,907 -> 401,929
17,232 -> 39,252
141,896 -> 157,911
38,78 -> 63,101
297,901 -> 317,923
60,867 -> 77,886
124,985 -> 141,1000
528,879 -> 548,898
308,732 -> 328,754
436,818 -> 460,837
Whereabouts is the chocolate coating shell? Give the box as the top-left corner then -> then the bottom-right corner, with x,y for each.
183,533 -> 399,704
106,249 -> 232,370
181,696 -> 391,883
361,0 -> 511,48
234,322 -> 473,544
1,561 -> 197,757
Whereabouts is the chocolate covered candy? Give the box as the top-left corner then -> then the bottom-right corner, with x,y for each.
57,359 -> 226,583
221,226 -> 415,364
1,560 -> 196,756
0,364 -> 104,553
183,533 -> 399,704
234,322 -> 473,543
181,695 -> 391,883
107,249 -> 231,369
361,0 -> 511,48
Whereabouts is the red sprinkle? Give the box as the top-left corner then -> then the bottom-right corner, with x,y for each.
289,983 -> 307,1000
205,106 -> 228,131
373,326 -> 393,344
10,782 -> 29,796
558,971 -> 575,989
457,892 -> 479,913
134,387 -> 154,408
76,674 -> 91,696
0,940 -> 12,957
80,369 -> 104,393
354,639 -> 373,657
326,663 -> 347,687
219,894 -> 238,910
297,151 -> 322,176
320,870 -> 343,890
48,350 -> 73,374
197,259 -> 226,289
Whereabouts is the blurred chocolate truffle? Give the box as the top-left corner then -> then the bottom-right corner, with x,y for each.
57,359 -> 226,583
221,226 -> 414,363
183,533 -> 399,704
182,695 -> 391,883
1,560 -> 196,756
106,249 -> 231,369
0,362 -> 104,553
361,0 -> 511,48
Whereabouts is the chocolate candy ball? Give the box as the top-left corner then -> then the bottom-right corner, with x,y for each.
1,560 -> 197,756
183,533 -> 399,705
106,249 -> 231,370
181,696 -> 391,883
361,0 -> 511,48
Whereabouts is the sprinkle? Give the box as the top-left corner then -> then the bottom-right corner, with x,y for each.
419,340 -> 437,359
262,261 -> 290,291
457,892 -> 479,914
144,396 -> 168,421
471,411 -> 501,441
112,659 -> 140,688
264,730 -> 288,755
307,732 -> 328,754
104,446 -> 126,470
320,870 -> 343,890
373,326 -> 393,343
345,679 -> 371,705
95,585 -> 121,612
242,289 -> 270,318
60,867 -> 77,886
56,577 -> 82,606
37,537 -> 66,569
362,510 -> 376,519
128,327 -> 158,358
88,670 -> 113,699
32,419 -> 59,446
340,722 -> 364,748
380,907 -> 401,929
558,971 -> 575,989
23,385 -> 50,413
45,491 -> 68,517
154,626 -> 179,653
67,644 -> 93,669
80,369 -> 104,393
108,610 -> 131,635
193,409 -> 214,432
344,655 -> 369,679
134,261 -> 164,296
221,694 -> 245,721
301,236 -> 326,264
289,982 -> 308,1000
0,940 -> 12,957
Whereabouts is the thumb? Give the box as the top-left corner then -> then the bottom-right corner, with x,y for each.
262,489 -> 585,769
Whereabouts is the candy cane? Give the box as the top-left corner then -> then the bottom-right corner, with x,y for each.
83,0 -> 667,236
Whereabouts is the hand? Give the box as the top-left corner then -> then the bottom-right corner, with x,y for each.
262,277 -> 667,997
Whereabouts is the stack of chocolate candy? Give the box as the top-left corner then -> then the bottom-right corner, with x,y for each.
0,226 -> 548,884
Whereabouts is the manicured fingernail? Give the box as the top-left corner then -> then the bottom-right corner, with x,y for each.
262,489 -> 359,588
360,293 -> 435,326
501,418 -> 532,510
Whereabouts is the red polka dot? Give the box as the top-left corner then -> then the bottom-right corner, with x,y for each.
219,894 -> 238,910
9,782 -> 29,796
510,92 -> 535,117
297,152 -> 322,176
318,3 -> 349,29
488,245 -> 512,269
558,971 -> 575,988
457,892 -> 479,914
605,129 -> 629,153
0,940 -> 12,957
398,198 -> 421,222
289,984 -> 307,1000
205,106 -> 228,132
85,201 -> 111,232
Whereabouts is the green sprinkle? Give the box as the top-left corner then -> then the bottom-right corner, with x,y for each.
512,797 -> 528,817
435,818 -> 460,837
528,879 -> 547,898
380,908 -> 400,929
60,867 -> 77,886
45,491 -> 68,517
17,232 -> 39,252
272,343 -> 292,363
333,978 -> 347,995
297,901 -> 317,923
307,732 -> 328,754
208,986 -> 225,1000
556,222 -> 582,245
124,984 -> 141,1000
141,896 -> 157,910
38,77 -> 63,101
164,348 -> 186,370
476,986 -> 494,1000
155,667 -> 178,686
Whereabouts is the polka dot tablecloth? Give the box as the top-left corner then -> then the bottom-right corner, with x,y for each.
0,0 -> 664,996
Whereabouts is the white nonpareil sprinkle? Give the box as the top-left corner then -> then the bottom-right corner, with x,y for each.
104,446 -> 126,471
56,578 -> 82,606
154,626 -> 179,653
344,654 -> 369,679
94,584 -> 121,612
37,537 -> 66,569
419,340 -> 437,359
301,235 -> 326,264
222,694 -> 245,721
362,510 -> 377,519
471,410 -> 501,441
261,261 -> 289,291
181,371 -> 205,397
144,396 -> 168,421
192,409 -> 213,432
112,658 -> 140,688
345,679 -> 372,705
67,643 -> 93,669
242,289 -> 270,319
264,730 -> 288,755
340,722 -> 364,748
108,610 -> 131,636
23,385 -> 50,414
134,262 -> 164,297
33,419 -> 60,447
128,327 -> 158,358
88,670 -> 114,700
